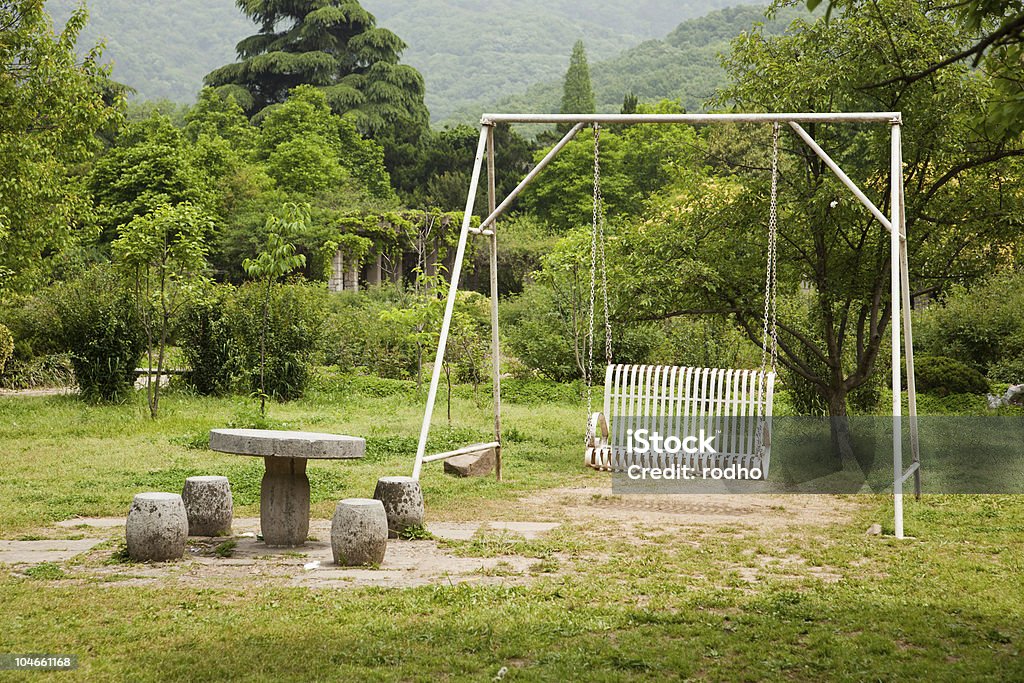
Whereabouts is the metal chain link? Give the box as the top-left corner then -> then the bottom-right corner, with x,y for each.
596,132 -> 612,367
586,124 -> 600,419
761,122 -> 781,374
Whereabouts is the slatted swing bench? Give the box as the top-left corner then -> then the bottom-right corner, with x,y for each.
585,364 -> 775,479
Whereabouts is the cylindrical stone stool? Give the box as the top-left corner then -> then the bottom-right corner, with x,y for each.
373,476 -> 425,538
181,476 -> 233,537
331,498 -> 388,566
126,492 -> 189,562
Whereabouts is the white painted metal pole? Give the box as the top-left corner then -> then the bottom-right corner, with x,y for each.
486,124 -> 503,482
412,127 -> 489,480
897,138 -> 922,499
789,122 -> 893,233
483,112 -> 900,125
890,122 -> 905,539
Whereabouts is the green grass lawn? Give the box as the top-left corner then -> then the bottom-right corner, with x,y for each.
0,376 -> 1022,680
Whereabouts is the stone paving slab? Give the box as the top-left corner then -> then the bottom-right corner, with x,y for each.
55,517 -> 125,528
0,539 -> 104,564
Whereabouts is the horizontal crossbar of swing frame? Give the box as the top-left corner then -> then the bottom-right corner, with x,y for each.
481,112 -> 902,125
899,461 -> 920,484
422,441 -> 501,464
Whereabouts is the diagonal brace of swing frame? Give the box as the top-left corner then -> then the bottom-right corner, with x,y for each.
409,111 -> 920,540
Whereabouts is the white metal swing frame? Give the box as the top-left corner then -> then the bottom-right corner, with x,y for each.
409,112 -> 922,539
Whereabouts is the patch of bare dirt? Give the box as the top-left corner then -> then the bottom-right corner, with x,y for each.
520,485 -> 861,531
6,487 -> 864,590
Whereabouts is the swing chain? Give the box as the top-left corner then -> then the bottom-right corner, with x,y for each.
761,122 -> 780,374
586,123 -> 612,426
597,132 -> 612,367
587,125 -> 599,417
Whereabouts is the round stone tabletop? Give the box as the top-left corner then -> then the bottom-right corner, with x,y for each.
209,429 -> 366,460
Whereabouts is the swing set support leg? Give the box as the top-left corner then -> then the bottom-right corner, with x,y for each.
412,123 -> 585,480
412,127 -> 489,481
487,124 -> 503,482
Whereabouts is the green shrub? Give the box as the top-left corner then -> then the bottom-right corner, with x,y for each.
648,316 -> 760,369
910,355 -> 989,396
502,280 -> 659,382
0,291 -> 65,358
179,286 -> 233,396
52,267 -> 146,402
987,355 -> 1024,384
322,289 -> 420,379
322,373 -> 418,398
0,323 -> 12,375
0,353 -> 75,390
913,273 -> 1024,373
223,281 -> 326,400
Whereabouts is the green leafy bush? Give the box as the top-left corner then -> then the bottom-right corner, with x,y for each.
987,355 -> 1024,384
52,267 -> 146,402
179,286 -> 234,396
914,273 -> 1024,373
0,353 -> 75,390
223,281 -> 327,401
0,324 -> 12,375
648,316 -> 760,369
910,355 -> 989,397
0,291 -> 65,359
322,289 -> 420,380
502,280 -> 660,382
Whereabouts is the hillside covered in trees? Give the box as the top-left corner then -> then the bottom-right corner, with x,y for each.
45,0 -> 757,120
449,5 -> 802,122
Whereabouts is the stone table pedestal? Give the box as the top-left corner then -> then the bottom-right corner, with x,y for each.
209,429 -> 365,547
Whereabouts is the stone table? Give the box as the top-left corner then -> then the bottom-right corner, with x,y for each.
209,429 -> 365,547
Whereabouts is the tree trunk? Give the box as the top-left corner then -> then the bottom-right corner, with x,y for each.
444,362 -> 452,426
259,281 -> 271,417
151,310 -> 169,420
826,388 -> 856,465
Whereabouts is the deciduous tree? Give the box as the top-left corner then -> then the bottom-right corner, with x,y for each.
0,0 -> 123,292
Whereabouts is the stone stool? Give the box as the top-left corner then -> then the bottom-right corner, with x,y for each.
181,476 -> 233,536
126,492 -> 189,562
373,476 -> 425,538
331,498 -> 388,566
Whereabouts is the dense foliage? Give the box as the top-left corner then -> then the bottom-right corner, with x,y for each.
51,267 -> 146,402
914,272 -> 1024,381
809,0 -> 1024,137
1,0 -> 123,292
204,0 -> 428,137
911,356 -> 990,396
0,324 -> 12,375
221,282 -> 327,401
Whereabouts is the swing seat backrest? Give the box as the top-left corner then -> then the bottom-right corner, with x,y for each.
589,364 -> 775,476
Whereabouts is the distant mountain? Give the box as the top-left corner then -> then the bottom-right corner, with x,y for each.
46,0 -> 252,103
365,0 -> 752,122
446,5 -> 800,125
46,0 -> 756,122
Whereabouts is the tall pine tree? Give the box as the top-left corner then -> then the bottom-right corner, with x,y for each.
204,0 -> 428,139
560,40 -> 595,118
